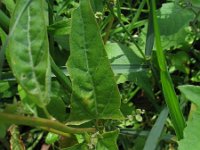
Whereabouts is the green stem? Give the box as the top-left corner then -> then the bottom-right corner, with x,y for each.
50,56 -> 72,95
127,0 -> 146,33
0,112 -> 95,134
42,106 -> 55,120
27,132 -> 43,150
40,127 -> 73,137
103,16 -> 114,44
47,1 -> 72,97
127,86 -> 140,102
106,2 -> 147,61
151,0 -> 186,139
120,7 -> 149,13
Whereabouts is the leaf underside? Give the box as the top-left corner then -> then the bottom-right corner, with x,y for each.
6,0 -> 51,107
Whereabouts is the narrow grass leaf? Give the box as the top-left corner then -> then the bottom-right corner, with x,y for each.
67,0 -> 123,122
145,3 -> 154,57
6,0 -> 51,107
151,0 -> 186,139
127,0 -> 146,33
143,107 -> 169,150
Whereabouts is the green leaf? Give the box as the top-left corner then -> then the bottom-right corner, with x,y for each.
105,42 -> 144,66
67,0 -> 123,121
191,0 -> 200,7
96,130 -> 119,150
170,51 -> 190,74
140,2 -> 195,51
6,0 -> 51,107
0,123 -> 7,138
45,132 -> 59,145
178,85 -> 200,106
0,27 -> 7,44
178,110 -> 200,150
178,85 -> 200,150
90,0 -> 104,12
0,10 -> 9,32
0,81 -> 12,98
1,0 -> 15,15
47,81 -> 67,121
48,19 -> 71,36
18,85 -> 37,115
157,2 -> 195,50
105,42 -> 158,109
105,42 -> 147,83
144,107 -> 169,150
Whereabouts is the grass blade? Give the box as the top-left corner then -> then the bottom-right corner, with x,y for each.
145,2 -> 154,57
143,107 -> 169,150
151,0 -> 186,139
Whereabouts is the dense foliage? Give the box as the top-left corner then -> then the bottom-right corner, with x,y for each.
0,0 -> 200,149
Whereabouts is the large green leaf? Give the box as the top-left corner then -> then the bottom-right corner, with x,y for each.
178,85 -> 200,150
178,85 -> 200,106
191,0 -> 200,7
140,2 -> 195,51
6,0 -> 51,107
157,2 -> 195,50
105,42 -> 157,109
67,0 -> 123,121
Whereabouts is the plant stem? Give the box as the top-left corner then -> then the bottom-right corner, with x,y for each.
0,112 -> 96,134
50,56 -> 72,95
47,1 -> 72,98
103,16 -> 114,44
106,2 -> 147,61
120,7 -> 148,13
42,106 -> 55,120
27,132 -> 43,150
40,127 -> 72,137
127,0 -> 146,33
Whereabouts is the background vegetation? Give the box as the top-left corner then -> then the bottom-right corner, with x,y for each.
0,0 -> 200,149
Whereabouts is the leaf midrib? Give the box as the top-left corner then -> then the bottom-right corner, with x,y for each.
27,7 -> 42,97
79,5 -> 98,116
